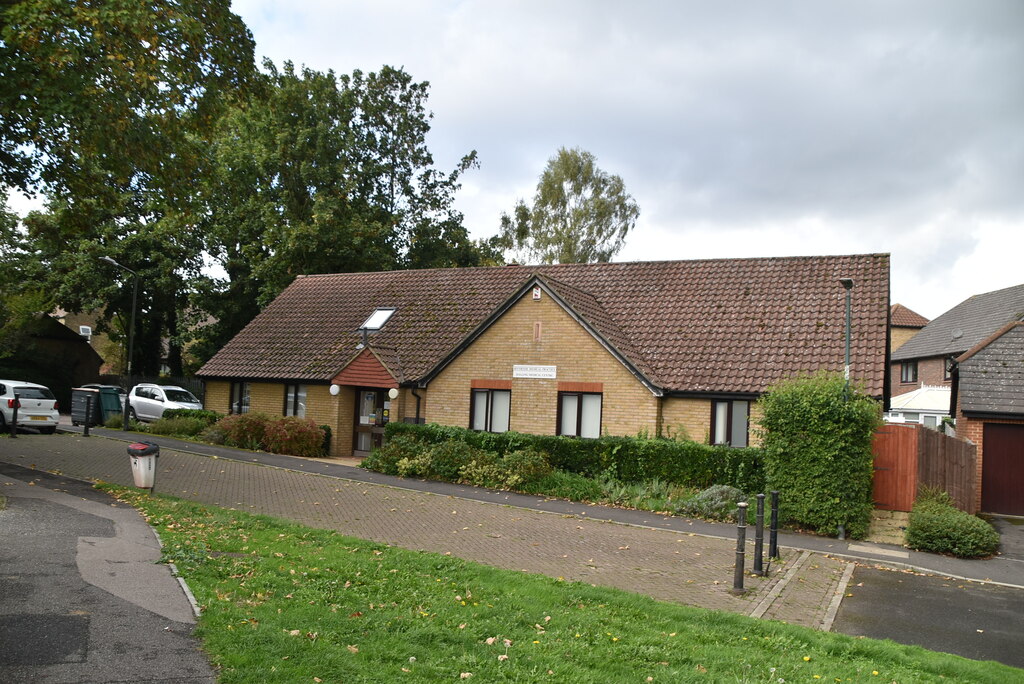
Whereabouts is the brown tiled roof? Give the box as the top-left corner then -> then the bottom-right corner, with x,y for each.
890,303 -> 929,328
198,254 -> 890,397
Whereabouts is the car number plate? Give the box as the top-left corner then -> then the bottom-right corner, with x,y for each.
30,415 -> 47,421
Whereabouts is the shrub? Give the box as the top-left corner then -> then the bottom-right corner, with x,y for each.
198,424 -> 227,445
499,448 -> 552,489
458,450 -> 506,489
906,491 -> 1000,558
424,440 -> 484,481
105,414 -> 123,429
382,422 -> 765,492
263,417 -> 326,458
162,408 -> 222,425
217,412 -> 274,451
362,434 -> 429,475
516,469 -> 605,500
677,484 -> 748,522
148,416 -> 207,437
757,372 -> 880,539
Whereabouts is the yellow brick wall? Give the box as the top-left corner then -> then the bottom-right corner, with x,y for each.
202,380 -> 356,458
890,326 -> 920,352
659,396 -> 763,446
426,290 -> 659,436
205,381 -> 230,414
659,397 -> 710,442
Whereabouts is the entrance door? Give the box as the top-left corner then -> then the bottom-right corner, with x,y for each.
982,423 -> 1024,515
353,389 -> 386,457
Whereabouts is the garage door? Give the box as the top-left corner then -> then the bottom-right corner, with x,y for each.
982,423 -> 1024,515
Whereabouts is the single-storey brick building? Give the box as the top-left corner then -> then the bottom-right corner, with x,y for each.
197,255 -> 890,459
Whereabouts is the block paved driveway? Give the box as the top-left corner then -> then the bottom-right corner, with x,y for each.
0,433 -> 854,630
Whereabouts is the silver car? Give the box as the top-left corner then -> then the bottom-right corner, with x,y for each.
0,380 -> 59,434
128,383 -> 203,422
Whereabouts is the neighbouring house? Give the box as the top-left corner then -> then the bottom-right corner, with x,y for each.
53,308 -> 120,375
889,303 -> 929,354
883,385 -> 951,429
953,321 -> 1024,515
891,283 -> 1024,398
0,313 -> 104,409
197,255 -> 890,459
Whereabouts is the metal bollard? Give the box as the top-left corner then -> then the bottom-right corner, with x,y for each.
9,393 -> 18,438
732,501 -> 749,594
753,493 -> 765,576
769,490 -> 780,560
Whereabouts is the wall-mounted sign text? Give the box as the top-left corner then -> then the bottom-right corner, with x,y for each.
513,364 -> 557,379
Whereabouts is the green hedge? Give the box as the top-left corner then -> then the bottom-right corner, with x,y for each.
758,372 -> 880,539
906,491 -> 1000,558
163,408 -> 222,425
383,422 -> 764,492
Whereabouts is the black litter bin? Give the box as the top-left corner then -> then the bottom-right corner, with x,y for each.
127,441 -> 160,490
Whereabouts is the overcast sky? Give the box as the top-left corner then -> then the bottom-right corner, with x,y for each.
15,1 -> 1021,320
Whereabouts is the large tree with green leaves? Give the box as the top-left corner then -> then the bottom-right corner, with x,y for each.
0,0 -> 256,376
498,147 -> 639,264
0,0 -> 255,199
189,61 -> 495,366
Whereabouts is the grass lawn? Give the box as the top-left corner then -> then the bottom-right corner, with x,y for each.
104,485 -> 1018,683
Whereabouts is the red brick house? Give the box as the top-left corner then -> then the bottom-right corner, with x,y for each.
954,322 -> 1024,514
891,283 -> 1024,398
197,255 -> 890,459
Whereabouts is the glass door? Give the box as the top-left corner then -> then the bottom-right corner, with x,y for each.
353,389 -> 386,455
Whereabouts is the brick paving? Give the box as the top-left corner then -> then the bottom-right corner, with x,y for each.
0,433 -> 850,627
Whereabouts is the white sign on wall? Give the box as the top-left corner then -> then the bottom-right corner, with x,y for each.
513,364 -> 557,379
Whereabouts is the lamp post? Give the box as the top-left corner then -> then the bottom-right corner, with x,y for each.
839,278 -> 854,397
101,256 -> 139,429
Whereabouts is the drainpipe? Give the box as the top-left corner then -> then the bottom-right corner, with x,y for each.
411,387 -> 423,424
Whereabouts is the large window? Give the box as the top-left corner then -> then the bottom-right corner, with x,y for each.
711,400 -> 749,448
284,384 -> 306,417
558,392 -> 602,438
471,389 -> 510,433
900,361 -> 918,384
230,381 -> 250,414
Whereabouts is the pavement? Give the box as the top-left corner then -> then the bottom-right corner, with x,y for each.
1,425 -> 1022,679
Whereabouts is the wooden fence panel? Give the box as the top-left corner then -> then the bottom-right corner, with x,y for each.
917,427 -> 977,513
872,424 -> 918,511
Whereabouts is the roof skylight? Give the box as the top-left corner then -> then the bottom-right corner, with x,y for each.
359,307 -> 396,331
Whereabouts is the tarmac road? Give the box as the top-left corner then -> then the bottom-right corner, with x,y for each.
834,564 -> 1024,669
0,462 -> 214,683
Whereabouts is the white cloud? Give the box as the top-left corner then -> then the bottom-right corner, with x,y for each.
230,1 -> 1024,318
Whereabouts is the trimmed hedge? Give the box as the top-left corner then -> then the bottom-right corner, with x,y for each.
758,372 -> 880,539
906,490 -> 1000,558
382,422 -> 764,492
162,408 -> 222,425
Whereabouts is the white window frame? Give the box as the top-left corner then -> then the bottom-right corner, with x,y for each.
711,399 -> 750,448
558,392 -> 602,439
470,389 -> 510,433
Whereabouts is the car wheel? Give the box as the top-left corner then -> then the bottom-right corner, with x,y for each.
128,407 -> 138,422
0,412 -> 6,430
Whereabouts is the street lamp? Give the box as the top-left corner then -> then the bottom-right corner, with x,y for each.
839,277 -> 854,393
101,256 -> 139,429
